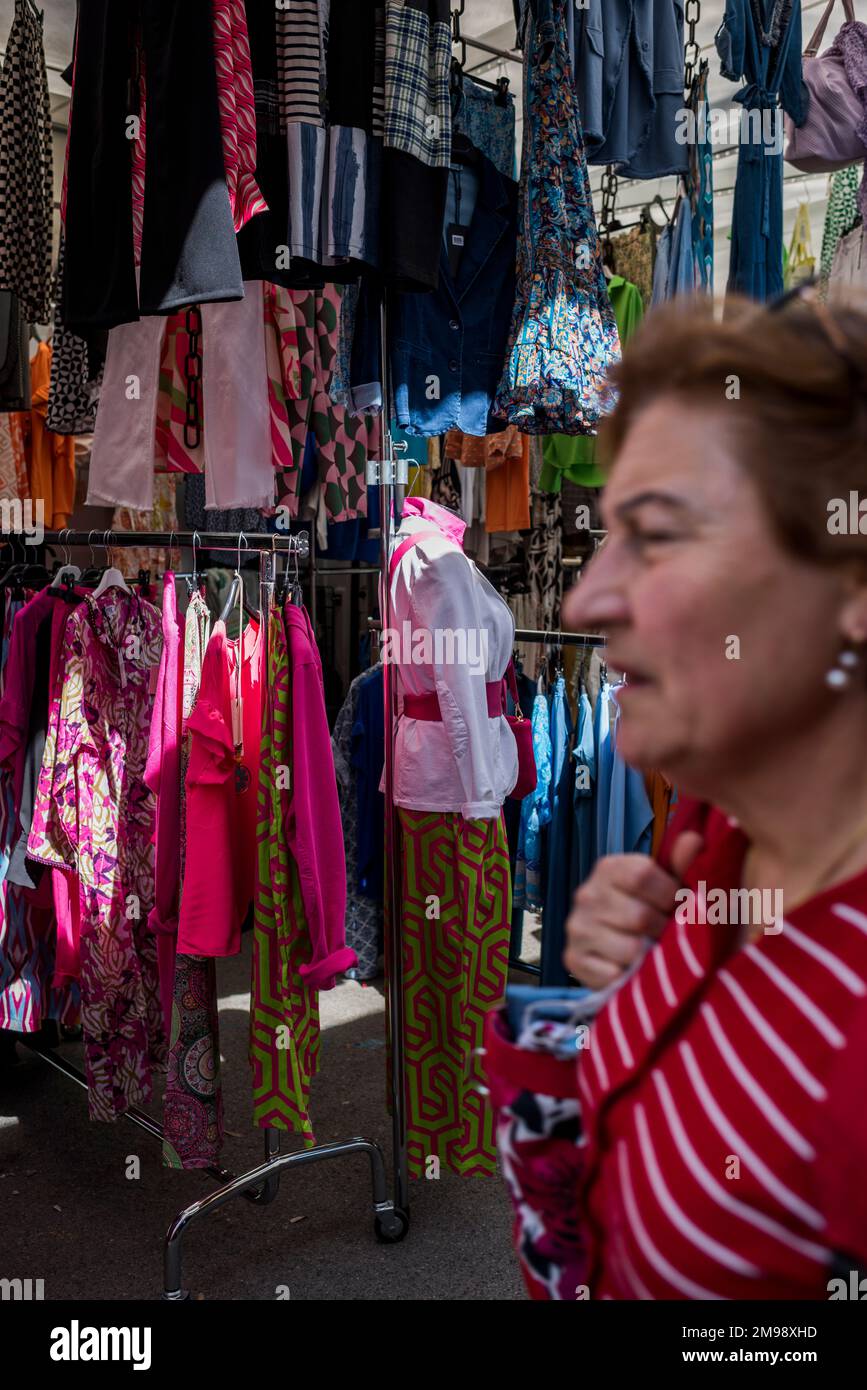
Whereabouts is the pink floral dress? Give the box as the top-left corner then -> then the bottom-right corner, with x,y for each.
27,590 -> 166,1120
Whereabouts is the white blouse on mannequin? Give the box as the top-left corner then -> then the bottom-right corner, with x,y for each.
382,499 -> 518,820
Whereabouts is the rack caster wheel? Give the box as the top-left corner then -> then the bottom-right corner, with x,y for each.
374,1207 -> 409,1243
161,1290 -> 191,1301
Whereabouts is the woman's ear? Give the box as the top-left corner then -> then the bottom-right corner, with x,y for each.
839,566 -> 867,647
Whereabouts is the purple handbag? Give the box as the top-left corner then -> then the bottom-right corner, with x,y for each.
785,0 -> 867,173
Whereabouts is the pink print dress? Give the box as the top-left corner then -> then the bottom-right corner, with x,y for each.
27,591 -> 166,1121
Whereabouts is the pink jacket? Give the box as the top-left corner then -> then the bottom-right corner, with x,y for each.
145,574 -> 184,939
0,589 -> 84,982
284,604 -> 355,989
145,575 -> 184,1032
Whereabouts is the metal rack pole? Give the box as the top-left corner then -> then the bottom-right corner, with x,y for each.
377,287 -> 410,1221
513,629 -> 607,648
462,35 -> 523,65
1,529 -> 304,551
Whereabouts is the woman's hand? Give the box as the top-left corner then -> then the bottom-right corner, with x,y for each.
563,832 -> 703,989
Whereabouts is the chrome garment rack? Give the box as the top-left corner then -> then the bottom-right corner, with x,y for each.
513,628 -> 606,648
0,526 -> 382,636
4,527 -> 403,1297
374,290 -> 412,1221
451,1 -> 524,74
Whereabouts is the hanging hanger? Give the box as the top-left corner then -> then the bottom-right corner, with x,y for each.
171,527 -> 204,594
0,538 -> 28,598
0,534 -> 49,593
18,549 -> 51,591
79,530 -> 104,587
288,538 -> 304,608
275,534 -> 303,607
219,533 -> 260,627
641,194 -> 672,231
219,572 -> 242,626
450,1 -> 467,97
450,53 -> 465,97
49,529 -> 81,602
91,532 -> 133,599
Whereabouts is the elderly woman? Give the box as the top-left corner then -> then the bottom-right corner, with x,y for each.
487,292 -> 867,1300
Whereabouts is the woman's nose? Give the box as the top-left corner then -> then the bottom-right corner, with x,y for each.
563,543 -> 630,633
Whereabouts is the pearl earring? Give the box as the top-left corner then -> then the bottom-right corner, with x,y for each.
826,647 -> 861,690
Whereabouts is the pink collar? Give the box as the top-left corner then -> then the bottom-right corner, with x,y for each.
400,497 -> 467,549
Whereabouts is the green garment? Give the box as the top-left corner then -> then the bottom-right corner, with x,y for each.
540,274 -> 644,490
820,165 -> 861,283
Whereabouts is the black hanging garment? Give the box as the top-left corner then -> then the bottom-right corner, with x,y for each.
380,0 -> 452,292
63,0 -> 244,332
0,0 -> 53,325
237,0 -> 322,290
46,233 -> 103,435
0,291 -> 31,412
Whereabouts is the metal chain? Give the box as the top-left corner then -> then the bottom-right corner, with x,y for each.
598,165 -> 619,236
184,307 -> 203,451
684,0 -> 702,95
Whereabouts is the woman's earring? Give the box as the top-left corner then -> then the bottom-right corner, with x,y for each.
825,647 -> 861,690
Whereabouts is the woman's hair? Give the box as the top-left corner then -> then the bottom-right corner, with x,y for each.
599,291 -> 867,566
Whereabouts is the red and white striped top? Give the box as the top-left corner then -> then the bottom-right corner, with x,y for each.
578,801 -> 867,1300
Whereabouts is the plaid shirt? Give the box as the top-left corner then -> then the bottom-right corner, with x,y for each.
384,1 -> 452,168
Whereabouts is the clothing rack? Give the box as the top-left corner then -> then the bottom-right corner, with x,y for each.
4,526 -> 403,1297
514,628 -> 606,648
463,35 -> 523,66
2,527 -> 329,634
4,528 -> 307,551
451,3 -> 523,72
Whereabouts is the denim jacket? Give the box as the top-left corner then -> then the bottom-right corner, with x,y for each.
352,151 -> 519,437
574,0 -> 688,179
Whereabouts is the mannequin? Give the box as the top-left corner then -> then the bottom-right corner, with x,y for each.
384,496 -> 518,1177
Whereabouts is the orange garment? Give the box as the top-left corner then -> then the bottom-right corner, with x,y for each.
445,425 -> 524,468
0,415 -> 28,500
25,342 -> 76,528
646,770 -> 674,857
485,433 -> 530,533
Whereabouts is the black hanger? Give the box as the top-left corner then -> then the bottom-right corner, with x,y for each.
78,531 -> 106,588
20,560 -> 51,589
450,54 -> 465,97
0,563 -> 27,598
643,194 -> 671,226
49,570 -> 81,604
